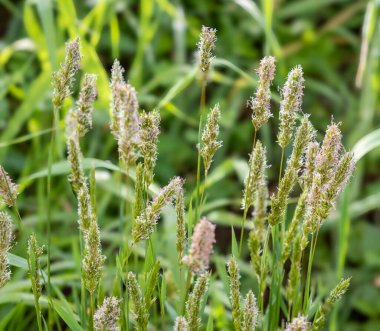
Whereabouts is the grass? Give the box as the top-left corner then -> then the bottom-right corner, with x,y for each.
0,0 -> 380,330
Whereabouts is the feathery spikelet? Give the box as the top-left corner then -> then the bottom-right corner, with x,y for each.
133,163 -> 144,219
248,181 -> 268,275
27,234 -> 44,299
285,314 -> 310,331
174,317 -> 189,331
302,124 -> 355,247
312,278 -> 351,330
139,110 -> 160,187
74,73 -> 97,137
269,118 -> 314,226
242,141 -> 267,210
300,142 -> 319,190
185,272 -> 210,331
249,56 -> 276,131
278,65 -> 304,149
93,296 -> 121,331
201,104 -> 222,175
197,26 -> 217,78
132,177 -> 182,243
0,166 -> 18,207
110,82 -> 140,166
241,290 -> 259,331
183,218 -> 216,274
0,212 -> 13,288
176,185 -> 187,266
66,133 -> 86,195
110,59 -> 125,135
227,257 -> 242,331
127,272 -> 149,330
52,38 -> 81,108
82,221 -> 105,294
77,184 -> 95,232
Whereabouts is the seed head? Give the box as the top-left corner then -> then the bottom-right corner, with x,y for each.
227,257 -> 242,331
313,278 -> 351,330
74,73 -> 97,137
127,272 -> 149,330
198,26 -> 217,76
110,82 -> 140,166
110,60 -> 125,135
301,142 -> 319,190
201,104 -> 222,175
242,141 -> 267,211
0,165 -> 18,207
82,221 -> 105,294
183,218 -> 216,274
285,314 -> 310,331
53,38 -> 81,108
278,65 -> 304,149
132,177 -> 183,243
242,290 -> 259,331
0,212 -> 13,288
249,56 -> 276,131
27,234 -> 44,299
139,110 -> 160,187
94,296 -> 121,331
66,133 -> 86,195
185,272 -> 210,331
176,184 -> 187,266
174,317 -> 189,331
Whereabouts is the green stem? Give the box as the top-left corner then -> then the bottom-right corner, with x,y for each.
88,293 -> 95,331
259,226 -> 270,313
303,230 -> 319,313
34,296 -> 43,331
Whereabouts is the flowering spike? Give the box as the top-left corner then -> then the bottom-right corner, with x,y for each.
127,272 -> 149,330
0,165 -> 18,207
132,177 -> 183,243
140,110 -> 160,187
278,65 -> 304,149
0,212 -> 13,288
198,26 -> 217,79
201,103 -> 222,175
285,314 -> 310,331
176,184 -> 187,266
249,56 -> 276,131
27,234 -> 44,299
242,290 -> 259,331
53,38 -> 81,108
174,317 -> 189,331
110,82 -> 140,166
227,257 -> 242,331
183,218 -> 216,274
242,140 -> 267,211
94,296 -> 121,331
312,278 -> 351,330
82,221 -> 105,294
185,272 -> 210,331
74,73 -> 97,137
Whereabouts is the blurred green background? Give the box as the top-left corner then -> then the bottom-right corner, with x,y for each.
0,0 -> 379,330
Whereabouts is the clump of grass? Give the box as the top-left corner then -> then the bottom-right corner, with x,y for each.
0,27 -> 356,331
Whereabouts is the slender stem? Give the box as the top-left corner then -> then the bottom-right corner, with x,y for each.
278,148 -> 285,183
195,82 -> 206,224
88,293 -> 95,331
34,296 -> 43,331
259,226 -> 271,312
303,230 -> 319,313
